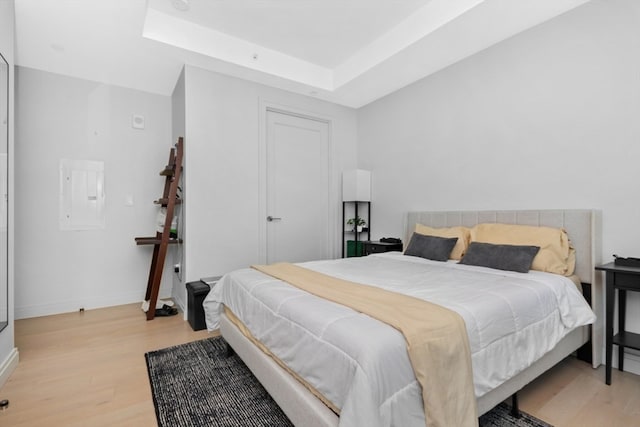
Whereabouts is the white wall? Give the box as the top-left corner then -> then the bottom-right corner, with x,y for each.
0,0 -> 17,387
170,67 -> 186,310
180,66 -> 358,294
11,64 -> 358,320
15,67 -> 174,318
358,0 -> 640,370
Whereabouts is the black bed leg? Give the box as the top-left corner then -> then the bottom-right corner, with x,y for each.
511,393 -> 522,419
226,342 -> 235,357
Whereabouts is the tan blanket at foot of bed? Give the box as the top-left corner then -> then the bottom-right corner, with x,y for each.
252,262 -> 478,427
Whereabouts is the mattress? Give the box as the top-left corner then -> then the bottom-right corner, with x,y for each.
203,252 -> 595,427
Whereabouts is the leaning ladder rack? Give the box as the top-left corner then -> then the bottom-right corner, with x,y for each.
134,137 -> 184,320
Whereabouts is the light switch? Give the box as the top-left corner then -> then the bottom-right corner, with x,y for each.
125,195 -> 134,207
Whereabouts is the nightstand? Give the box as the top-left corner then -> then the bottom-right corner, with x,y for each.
363,241 -> 403,256
595,262 -> 640,385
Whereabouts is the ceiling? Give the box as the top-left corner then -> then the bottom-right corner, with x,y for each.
14,0 -> 591,108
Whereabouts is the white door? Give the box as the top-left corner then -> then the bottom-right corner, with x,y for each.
266,110 -> 330,264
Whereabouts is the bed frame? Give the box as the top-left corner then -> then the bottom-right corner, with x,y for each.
220,209 -> 603,427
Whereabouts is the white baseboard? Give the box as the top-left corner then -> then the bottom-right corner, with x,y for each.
15,291 -> 174,319
609,346 -> 640,377
0,348 -> 19,389
172,285 -> 187,321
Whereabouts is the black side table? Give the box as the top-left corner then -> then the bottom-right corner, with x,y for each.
595,262 -> 640,385
363,241 -> 403,256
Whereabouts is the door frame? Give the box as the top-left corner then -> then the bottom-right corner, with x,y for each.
258,99 -> 335,264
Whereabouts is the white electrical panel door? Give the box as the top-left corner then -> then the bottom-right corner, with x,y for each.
59,159 -> 106,230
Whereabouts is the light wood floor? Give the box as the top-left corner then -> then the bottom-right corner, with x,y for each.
0,303 -> 214,427
0,304 -> 639,427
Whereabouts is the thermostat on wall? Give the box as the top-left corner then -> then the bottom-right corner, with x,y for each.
132,114 -> 145,129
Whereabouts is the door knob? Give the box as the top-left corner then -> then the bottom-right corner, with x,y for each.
267,216 -> 282,222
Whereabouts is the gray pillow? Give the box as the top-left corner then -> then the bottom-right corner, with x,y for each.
459,242 -> 540,273
404,233 -> 458,262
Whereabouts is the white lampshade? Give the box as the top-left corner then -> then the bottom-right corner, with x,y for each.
342,170 -> 371,201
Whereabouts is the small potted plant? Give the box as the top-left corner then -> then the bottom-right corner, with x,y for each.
347,216 -> 367,232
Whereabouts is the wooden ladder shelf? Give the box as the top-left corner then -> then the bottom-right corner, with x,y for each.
135,137 -> 184,320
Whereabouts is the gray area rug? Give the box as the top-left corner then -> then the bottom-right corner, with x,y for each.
145,336 -> 553,427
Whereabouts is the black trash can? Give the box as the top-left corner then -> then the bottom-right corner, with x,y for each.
186,281 -> 211,331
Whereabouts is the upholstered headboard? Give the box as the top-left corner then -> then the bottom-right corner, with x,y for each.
404,209 -> 603,367
404,209 -> 600,283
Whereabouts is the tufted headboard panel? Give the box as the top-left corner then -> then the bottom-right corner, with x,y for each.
404,209 -> 603,368
404,209 -> 601,284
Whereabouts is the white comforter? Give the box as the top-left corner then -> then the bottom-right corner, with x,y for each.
203,252 -> 595,427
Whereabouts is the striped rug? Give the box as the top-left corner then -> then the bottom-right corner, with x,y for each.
145,336 -> 552,427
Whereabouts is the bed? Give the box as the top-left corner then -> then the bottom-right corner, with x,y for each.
203,209 -> 603,427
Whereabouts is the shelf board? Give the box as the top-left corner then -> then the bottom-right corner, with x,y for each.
613,331 -> 640,351
135,236 -> 183,245
159,165 -> 183,177
153,198 -> 182,205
